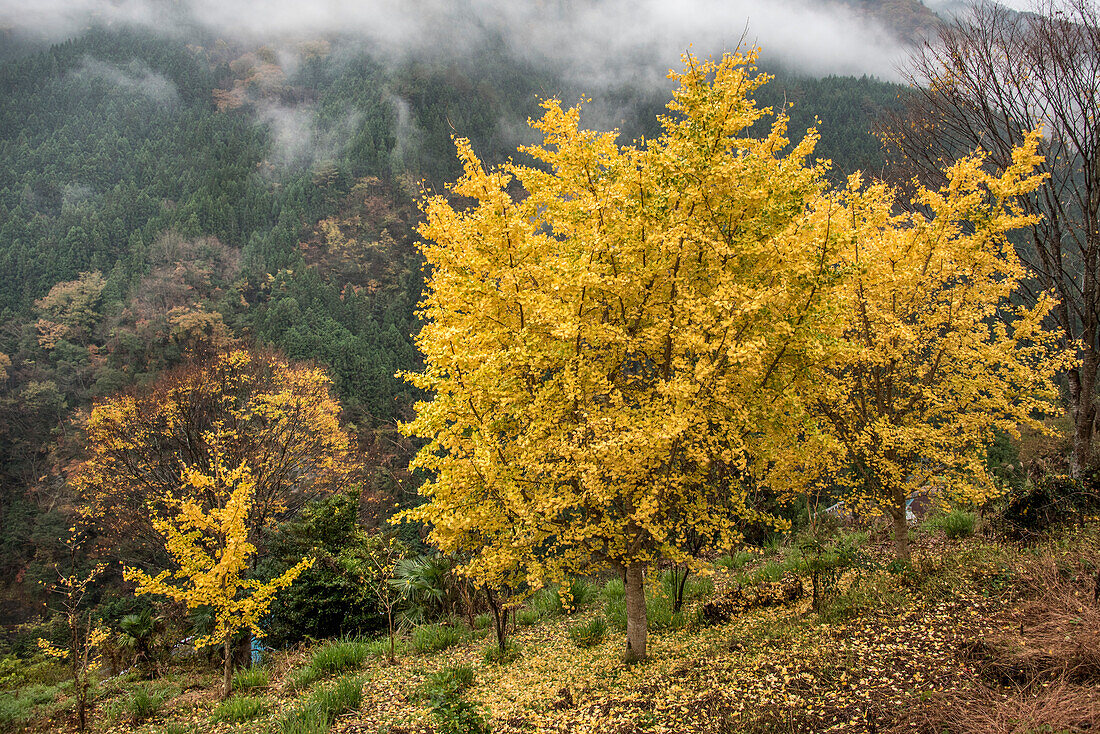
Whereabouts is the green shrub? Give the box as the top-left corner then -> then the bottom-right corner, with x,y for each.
310,638 -> 369,675
0,655 -> 68,690
796,529 -> 869,611
432,696 -> 490,734
284,666 -> 321,692
232,665 -> 269,692
210,695 -> 268,724
411,624 -> 461,653
568,616 -> 607,648
257,490 -> 383,647
473,613 -> 493,630
923,509 -> 978,539
394,555 -> 455,624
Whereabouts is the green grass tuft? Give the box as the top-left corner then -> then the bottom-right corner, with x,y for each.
279,676 -> 362,734
423,665 -> 476,699
412,624 -> 462,653
529,586 -> 560,618
482,640 -> 521,665
923,508 -> 978,539
569,615 -> 607,648
602,576 -> 701,633
309,638 -> 369,676
421,666 -> 488,734
284,665 -> 321,692
555,577 -> 596,613
515,609 -> 540,626
365,636 -> 405,658
125,683 -> 171,723
714,550 -> 756,570
210,695 -> 268,724
232,665 -> 269,692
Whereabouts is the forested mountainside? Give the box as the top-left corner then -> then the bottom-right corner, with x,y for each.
0,21 -> 909,627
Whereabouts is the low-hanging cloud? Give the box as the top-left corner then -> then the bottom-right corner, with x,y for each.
72,56 -> 180,104
256,101 -> 363,172
0,0 -> 912,82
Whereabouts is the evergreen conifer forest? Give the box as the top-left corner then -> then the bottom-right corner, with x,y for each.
1,1 -> 1099,732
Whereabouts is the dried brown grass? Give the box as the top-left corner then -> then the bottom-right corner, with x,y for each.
900,681 -> 1100,734
1006,551 -> 1100,682
898,540 -> 1100,733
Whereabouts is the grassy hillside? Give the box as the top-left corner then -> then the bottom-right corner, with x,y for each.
4,517 -> 1098,733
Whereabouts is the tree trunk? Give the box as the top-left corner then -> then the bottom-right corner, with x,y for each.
623,561 -> 647,663
459,579 -> 476,629
484,585 -> 507,654
387,606 -> 396,663
76,677 -> 87,733
233,630 -> 252,669
222,633 -> 233,700
1064,338 -> 1100,477
891,505 -> 910,563
672,567 -> 689,615
1068,350 -> 1098,476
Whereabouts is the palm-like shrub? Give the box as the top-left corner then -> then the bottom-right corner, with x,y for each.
118,610 -> 156,676
391,555 -> 454,623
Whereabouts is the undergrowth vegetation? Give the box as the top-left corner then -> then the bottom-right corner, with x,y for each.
5,521 -> 1100,734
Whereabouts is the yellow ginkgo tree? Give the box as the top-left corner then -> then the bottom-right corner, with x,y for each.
124,457 -> 313,698
401,51 -> 850,662
780,134 -> 1067,561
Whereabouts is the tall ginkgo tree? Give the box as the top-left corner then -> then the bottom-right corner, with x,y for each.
776,135 -> 1067,561
124,457 -> 313,698
400,51 -> 849,662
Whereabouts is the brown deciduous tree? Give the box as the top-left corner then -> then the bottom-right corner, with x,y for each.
880,0 -> 1100,473
75,349 -> 353,555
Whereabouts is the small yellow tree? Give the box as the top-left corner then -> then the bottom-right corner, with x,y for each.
778,135 -> 1067,560
124,458 -> 313,698
37,529 -> 108,733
